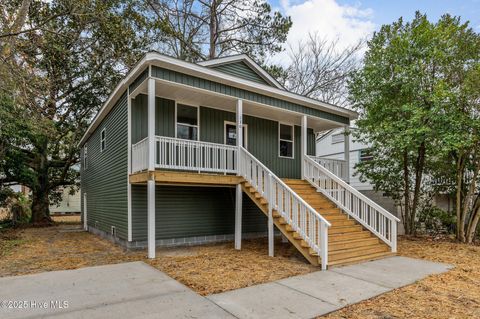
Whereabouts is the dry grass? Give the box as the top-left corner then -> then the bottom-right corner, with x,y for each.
0,225 -> 315,295
1,225 -> 479,317
51,214 -> 81,224
322,237 -> 480,319
148,239 -> 316,295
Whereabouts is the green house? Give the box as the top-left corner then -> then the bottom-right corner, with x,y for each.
79,53 -> 399,269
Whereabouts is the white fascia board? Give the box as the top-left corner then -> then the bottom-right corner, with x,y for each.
79,52 -> 358,147
197,54 -> 284,90
150,53 -> 357,118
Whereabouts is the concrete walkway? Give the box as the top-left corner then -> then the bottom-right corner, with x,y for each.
0,257 -> 451,319
207,256 -> 452,319
0,262 -> 234,319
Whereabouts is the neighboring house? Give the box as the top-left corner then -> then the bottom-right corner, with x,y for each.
316,127 -> 454,234
79,52 -> 400,269
50,187 -> 81,214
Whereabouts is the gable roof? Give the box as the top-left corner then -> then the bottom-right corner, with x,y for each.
197,54 -> 284,89
78,51 -> 358,147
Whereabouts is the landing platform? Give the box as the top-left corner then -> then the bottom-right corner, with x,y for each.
129,170 -> 243,187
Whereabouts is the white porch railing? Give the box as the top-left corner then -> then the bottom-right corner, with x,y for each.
309,156 -> 348,182
132,137 -> 149,173
303,155 -> 399,252
131,136 -> 237,174
156,136 -> 237,173
239,147 -> 331,269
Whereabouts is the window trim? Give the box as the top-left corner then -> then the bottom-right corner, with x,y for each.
359,149 -> 373,162
84,143 -> 88,170
224,121 -> 248,148
100,128 -> 106,152
331,133 -> 345,144
278,122 -> 294,159
175,101 -> 200,141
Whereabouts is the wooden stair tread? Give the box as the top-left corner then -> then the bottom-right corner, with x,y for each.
328,252 -> 396,267
329,246 -> 390,262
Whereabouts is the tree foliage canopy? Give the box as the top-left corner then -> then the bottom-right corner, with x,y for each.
350,12 -> 480,237
0,0 -> 155,223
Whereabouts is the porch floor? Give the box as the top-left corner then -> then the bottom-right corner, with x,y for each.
129,170 -> 242,186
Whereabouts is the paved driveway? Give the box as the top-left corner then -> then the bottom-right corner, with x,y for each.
0,257 -> 451,319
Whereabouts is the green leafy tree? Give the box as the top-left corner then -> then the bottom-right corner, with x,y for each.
0,0 -> 155,224
146,0 -> 292,62
349,13 -> 479,236
434,60 -> 480,243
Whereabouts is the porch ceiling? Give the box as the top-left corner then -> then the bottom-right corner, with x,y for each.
131,79 -> 344,132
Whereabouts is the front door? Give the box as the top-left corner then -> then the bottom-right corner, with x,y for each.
225,122 -> 247,148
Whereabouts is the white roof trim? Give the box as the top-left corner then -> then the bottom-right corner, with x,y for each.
197,54 -> 284,89
78,52 -> 358,147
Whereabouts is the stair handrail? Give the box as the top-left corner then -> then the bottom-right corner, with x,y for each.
304,155 -> 399,252
239,147 -> 331,269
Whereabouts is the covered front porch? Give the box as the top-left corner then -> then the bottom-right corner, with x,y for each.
126,71 -> 351,261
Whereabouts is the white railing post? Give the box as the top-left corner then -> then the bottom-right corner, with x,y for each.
301,115 -> 307,180
268,173 -> 274,257
320,222 -> 328,270
344,126 -> 350,184
392,221 -> 397,253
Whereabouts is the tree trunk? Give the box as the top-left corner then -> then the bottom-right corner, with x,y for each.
466,199 -> 480,243
31,185 -> 52,225
410,142 -> 426,236
30,147 -> 53,225
402,149 -> 412,235
209,0 -> 218,59
455,154 -> 465,242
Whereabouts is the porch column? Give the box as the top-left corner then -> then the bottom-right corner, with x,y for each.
235,99 -> 243,250
147,78 -> 156,259
301,115 -> 307,179
344,126 -> 350,184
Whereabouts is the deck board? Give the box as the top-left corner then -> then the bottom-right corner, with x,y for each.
129,170 -> 243,186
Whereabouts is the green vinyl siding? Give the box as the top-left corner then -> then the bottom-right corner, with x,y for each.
132,96 -> 315,178
128,67 -> 148,93
131,95 -> 175,143
131,185 -> 266,241
200,106 -> 315,178
209,61 -> 271,86
151,66 -> 349,125
81,91 -> 128,239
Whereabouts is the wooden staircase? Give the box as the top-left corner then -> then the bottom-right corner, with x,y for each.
241,178 -> 394,268
284,179 -> 395,266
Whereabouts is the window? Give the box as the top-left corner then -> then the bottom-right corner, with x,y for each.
176,104 -> 198,140
279,123 -> 294,158
359,149 -> 373,162
100,129 -> 106,152
224,122 -> 247,148
83,144 -> 88,169
331,133 -> 344,144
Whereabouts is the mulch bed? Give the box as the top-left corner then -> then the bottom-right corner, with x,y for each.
322,236 -> 480,319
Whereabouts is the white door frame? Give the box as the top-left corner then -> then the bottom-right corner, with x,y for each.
224,121 -> 248,148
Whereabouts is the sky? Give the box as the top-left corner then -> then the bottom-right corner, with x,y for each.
268,0 -> 480,62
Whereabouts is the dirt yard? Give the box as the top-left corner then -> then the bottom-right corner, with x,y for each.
323,237 -> 480,319
1,224 -> 479,317
0,224 -> 316,295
